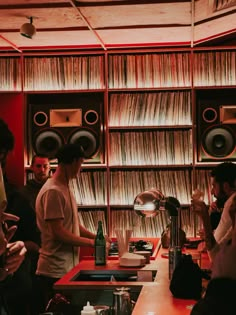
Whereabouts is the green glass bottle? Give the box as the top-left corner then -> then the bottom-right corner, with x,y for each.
95,221 -> 106,266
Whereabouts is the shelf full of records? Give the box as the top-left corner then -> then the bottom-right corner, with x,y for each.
110,206 -> 200,238
194,168 -> 215,205
70,170 -> 107,206
78,209 -> 107,235
108,52 -> 191,89
193,50 -> 236,86
0,57 -> 22,91
1,49 -> 236,92
109,169 -> 193,206
108,90 -> 192,127
23,55 -> 105,91
109,129 -> 193,166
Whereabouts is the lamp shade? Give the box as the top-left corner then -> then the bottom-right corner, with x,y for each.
133,189 -> 180,218
20,21 -> 36,39
133,189 -> 165,218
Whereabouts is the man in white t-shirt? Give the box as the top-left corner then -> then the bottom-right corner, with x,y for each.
35,143 -> 111,312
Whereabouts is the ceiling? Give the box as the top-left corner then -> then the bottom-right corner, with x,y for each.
0,0 -> 236,53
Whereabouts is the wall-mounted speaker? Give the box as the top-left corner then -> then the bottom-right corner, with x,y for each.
27,93 -> 104,163
197,101 -> 236,162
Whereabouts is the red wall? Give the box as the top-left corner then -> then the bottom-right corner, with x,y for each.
1,93 -> 25,186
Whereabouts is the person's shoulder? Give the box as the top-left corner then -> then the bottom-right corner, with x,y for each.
229,191 -> 236,200
37,178 -> 62,196
224,192 -> 236,210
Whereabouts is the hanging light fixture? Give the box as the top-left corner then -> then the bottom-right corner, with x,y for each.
20,16 -> 36,39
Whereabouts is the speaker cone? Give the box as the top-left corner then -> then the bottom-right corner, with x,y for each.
33,129 -> 64,159
68,129 -> 99,159
202,126 -> 235,158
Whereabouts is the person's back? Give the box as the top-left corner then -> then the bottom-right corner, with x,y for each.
191,277 -> 236,315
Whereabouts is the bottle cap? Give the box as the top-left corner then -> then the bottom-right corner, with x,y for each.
83,301 -> 95,312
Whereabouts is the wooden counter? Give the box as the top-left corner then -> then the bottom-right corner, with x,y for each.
54,247 -> 211,315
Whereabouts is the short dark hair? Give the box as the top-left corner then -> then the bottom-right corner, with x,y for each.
0,118 -> 14,152
56,144 -> 85,164
210,162 -> 236,188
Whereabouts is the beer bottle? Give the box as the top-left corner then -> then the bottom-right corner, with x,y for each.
95,221 -> 106,265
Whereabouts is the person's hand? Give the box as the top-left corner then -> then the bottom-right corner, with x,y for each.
0,241 -> 27,281
105,235 -> 112,255
105,235 -> 112,244
2,212 -> 19,241
197,228 -> 205,239
0,212 -> 19,255
209,201 -> 218,213
191,199 -> 209,219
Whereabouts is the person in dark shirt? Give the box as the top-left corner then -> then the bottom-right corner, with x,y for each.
4,179 -> 41,315
0,118 -> 27,314
191,277 -> 236,315
20,154 -> 51,211
5,154 -> 50,315
16,154 -> 51,279
18,154 -> 51,314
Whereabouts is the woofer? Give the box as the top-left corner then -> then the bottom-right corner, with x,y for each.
201,126 -> 235,159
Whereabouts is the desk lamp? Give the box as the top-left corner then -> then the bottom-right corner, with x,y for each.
134,189 -> 182,279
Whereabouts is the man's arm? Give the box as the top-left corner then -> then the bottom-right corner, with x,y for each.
192,199 -> 216,251
229,195 -> 236,246
79,224 -> 96,239
47,219 -> 94,247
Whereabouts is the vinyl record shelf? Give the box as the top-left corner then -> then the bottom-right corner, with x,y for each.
1,47 -> 236,238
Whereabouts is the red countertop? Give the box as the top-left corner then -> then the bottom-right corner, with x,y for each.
54,244 -> 211,315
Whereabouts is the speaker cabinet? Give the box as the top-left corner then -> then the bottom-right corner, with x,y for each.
27,93 -> 104,163
197,101 -> 236,162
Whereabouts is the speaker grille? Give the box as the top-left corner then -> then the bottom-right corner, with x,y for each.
33,129 -> 65,159
68,129 -> 99,159
201,126 -> 235,159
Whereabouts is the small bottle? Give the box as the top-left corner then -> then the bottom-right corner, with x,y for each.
95,221 -> 106,266
81,301 -> 96,315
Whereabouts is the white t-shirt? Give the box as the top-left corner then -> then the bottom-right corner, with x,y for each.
208,192 -> 236,266
213,192 -> 236,244
36,178 -> 80,278
211,239 -> 236,280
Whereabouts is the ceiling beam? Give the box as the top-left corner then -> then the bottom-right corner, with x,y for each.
0,35 -> 22,52
69,0 -> 107,50
75,0 -> 190,7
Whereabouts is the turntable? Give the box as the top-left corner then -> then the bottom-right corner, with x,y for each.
108,239 -> 154,256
